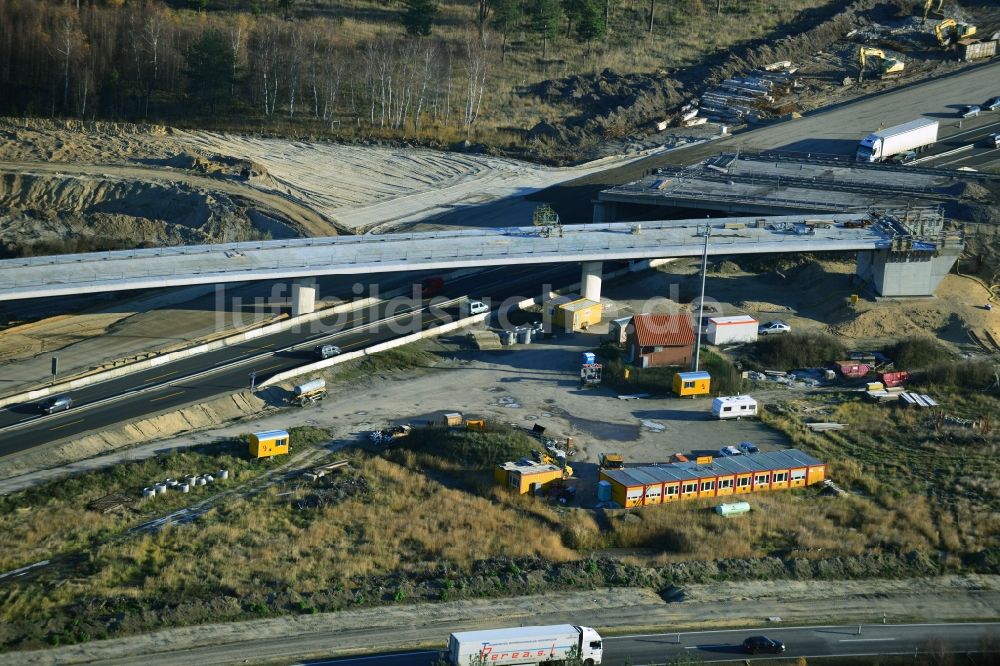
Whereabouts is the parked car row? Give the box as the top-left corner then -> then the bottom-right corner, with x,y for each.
718,441 -> 760,457
960,96 -> 1000,119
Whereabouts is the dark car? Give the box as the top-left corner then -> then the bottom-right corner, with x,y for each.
742,636 -> 785,655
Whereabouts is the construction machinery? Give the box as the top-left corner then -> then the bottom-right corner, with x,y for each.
599,452 -> 624,470
922,0 -> 944,24
858,47 -> 905,83
935,18 -> 976,47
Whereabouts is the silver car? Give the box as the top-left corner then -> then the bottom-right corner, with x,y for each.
758,320 -> 791,336
961,105 -> 981,118
41,395 -> 73,414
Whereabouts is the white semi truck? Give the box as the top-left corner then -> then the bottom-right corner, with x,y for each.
855,117 -> 938,163
447,625 -> 603,666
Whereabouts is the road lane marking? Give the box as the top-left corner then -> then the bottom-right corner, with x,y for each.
145,370 -> 178,381
150,390 -> 184,403
49,418 -> 84,431
685,644 -> 728,649
295,650 -> 438,665
840,638 -> 897,642
256,362 -> 284,372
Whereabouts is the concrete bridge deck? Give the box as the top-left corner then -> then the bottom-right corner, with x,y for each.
0,212 -> 960,303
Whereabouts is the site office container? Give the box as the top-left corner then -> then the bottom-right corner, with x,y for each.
674,371 -> 711,397
600,450 -> 826,509
706,315 -> 759,345
495,462 -> 565,494
249,430 -> 290,459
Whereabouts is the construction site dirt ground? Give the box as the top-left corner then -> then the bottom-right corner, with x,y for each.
2,255 -> 998,483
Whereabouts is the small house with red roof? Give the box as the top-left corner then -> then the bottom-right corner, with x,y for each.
625,313 -> 696,368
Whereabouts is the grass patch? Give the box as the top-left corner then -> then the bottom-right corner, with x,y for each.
390,424 -> 538,470
329,346 -> 440,384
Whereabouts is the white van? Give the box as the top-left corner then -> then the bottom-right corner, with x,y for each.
711,395 -> 758,420
462,300 -> 490,316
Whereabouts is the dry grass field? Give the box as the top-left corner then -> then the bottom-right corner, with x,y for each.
1,371 -> 997,651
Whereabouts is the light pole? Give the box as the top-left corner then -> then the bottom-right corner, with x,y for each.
692,223 -> 710,372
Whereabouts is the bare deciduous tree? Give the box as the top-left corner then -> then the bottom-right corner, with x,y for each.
463,32 -> 491,130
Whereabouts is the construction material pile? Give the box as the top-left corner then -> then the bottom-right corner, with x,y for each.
697,62 -> 800,125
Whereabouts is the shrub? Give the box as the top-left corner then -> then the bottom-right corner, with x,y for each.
922,360 -> 997,390
887,336 -> 951,370
752,332 -> 846,370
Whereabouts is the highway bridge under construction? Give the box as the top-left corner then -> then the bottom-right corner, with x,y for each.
594,151 -> 993,218
0,207 -> 963,312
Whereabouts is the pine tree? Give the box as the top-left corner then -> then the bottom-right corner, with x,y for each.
185,30 -> 234,114
402,0 -> 438,36
530,0 -> 561,58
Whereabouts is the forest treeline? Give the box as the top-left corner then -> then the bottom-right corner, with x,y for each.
0,0 -> 614,136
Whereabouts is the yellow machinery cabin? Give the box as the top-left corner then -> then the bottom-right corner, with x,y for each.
600,449 -> 825,508
495,461 -> 568,494
674,371 -> 711,397
550,298 -> 602,332
249,429 -> 290,459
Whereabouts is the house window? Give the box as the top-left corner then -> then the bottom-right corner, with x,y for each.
701,480 -> 715,492
773,472 -> 789,483
737,476 -> 751,488
719,478 -> 734,490
682,482 -> 697,494
665,485 -> 679,496
722,406 -> 732,413
755,473 -> 770,485
683,381 -> 696,389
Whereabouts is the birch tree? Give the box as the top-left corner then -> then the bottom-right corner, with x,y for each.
52,11 -> 86,113
463,32 -> 490,130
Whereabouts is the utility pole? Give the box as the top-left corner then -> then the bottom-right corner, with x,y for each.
692,224 -> 710,372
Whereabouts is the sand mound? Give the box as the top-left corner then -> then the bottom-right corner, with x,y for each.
831,309 -> 925,339
713,260 -> 742,274
738,301 -> 793,313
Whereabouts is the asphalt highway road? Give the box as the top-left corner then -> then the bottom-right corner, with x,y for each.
300,623 -> 1000,666
0,263 -> 591,457
531,60 -> 1000,223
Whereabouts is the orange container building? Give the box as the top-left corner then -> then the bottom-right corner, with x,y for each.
599,449 -> 825,509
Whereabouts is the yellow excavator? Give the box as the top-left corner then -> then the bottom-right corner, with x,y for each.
922,0 -> 944,24
858,47 -> 905,83
934,18 -> 976,47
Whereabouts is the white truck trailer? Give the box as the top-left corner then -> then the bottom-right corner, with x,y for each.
855,118 -> 938,163
447,625 -> 603,666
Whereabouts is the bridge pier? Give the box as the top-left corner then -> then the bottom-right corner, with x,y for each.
291,278 -> 318,316
855,245 -> 961,297
581,261 -> 603,302
592,202 -> 617,223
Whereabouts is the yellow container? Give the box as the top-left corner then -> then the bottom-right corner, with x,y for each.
673,371 -> 711,397
249,430 -> 290,459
